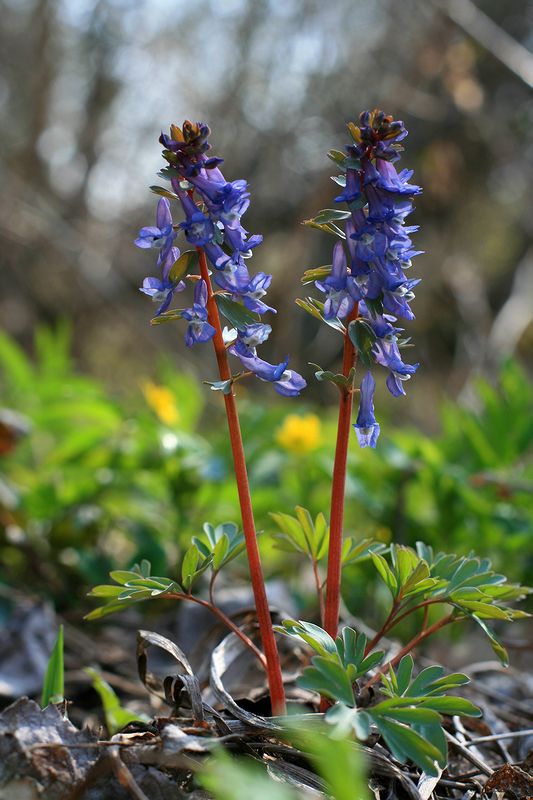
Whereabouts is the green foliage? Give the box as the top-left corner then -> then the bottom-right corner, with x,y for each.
1,327 -> 531,621
280,617 -> 481,776
270,506 -> 386,565
86,559 -> 182,620
85,668 -> 149,734
192,522 -> 247,573
276,621 -> 384,704
41,625 -> 64,707
370,544 -> 530,665
87,522 -> 246,620
0,326 -> 211,605
277,544 -> 525,778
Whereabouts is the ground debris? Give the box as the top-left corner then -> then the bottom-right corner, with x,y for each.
0,697 -> 99,799
483,763 -> 533,799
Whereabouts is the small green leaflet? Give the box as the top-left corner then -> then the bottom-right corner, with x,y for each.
41,625 -> 64,707
86,668 -> 149,735
216,295 -> 258,329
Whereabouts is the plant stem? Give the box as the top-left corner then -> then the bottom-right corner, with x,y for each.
362,613 -> 455,691
323,304 -> 359,639
196,247 -> 286,715
312,559 -> 325,626
365,600 -> 400,655
365,597 -> 445,654
167,592 -> 266,669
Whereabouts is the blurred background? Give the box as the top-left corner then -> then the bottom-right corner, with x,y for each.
0,0 -> 532,611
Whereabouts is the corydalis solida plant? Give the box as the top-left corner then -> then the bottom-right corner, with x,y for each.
87,112 -> 531,779
134,121 -> 308,714
300,109 -> 422,637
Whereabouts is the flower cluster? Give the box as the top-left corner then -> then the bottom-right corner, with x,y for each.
314,109 -> 422,447
135,122 -> 305,397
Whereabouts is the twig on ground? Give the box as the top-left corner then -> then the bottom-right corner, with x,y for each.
108,746 -> 150,800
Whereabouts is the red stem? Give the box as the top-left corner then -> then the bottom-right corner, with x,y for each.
365,597 -> 445,654
312,559 -> 325,626
196,247 -> 286,715
323,304 -> 359,639
362,614 -> 455,691
167,592 -> 266,668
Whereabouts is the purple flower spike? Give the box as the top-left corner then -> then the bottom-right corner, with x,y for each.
354,372 -> 380,448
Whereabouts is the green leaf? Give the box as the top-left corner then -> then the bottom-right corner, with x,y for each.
213,534 -> 230,571
295,298 -> 345,332
301,219 -> 346,239
85,668 -> 149,735
88,585 -> 126,598
311,363 -> 355,389
149,185 -> 178,200
311,209 -> 352,225
216,295 -> 258,329
326,703 -> 372,741
41,625 -> 64,707
371,553 -> 398,596
301,265 -> 332,285
414,723 -> 447,766
395,655 -> 414,695
418,697 -> 481,717
298,657 -> 355,706
181,545 -> 201,592
373,718 -> 442,776
204,379 -> 233,394
348,319 -> 377,369
169,250 -> 199,283
150,309 -> 184,325
270,511 -> 310,555
275,619 -> 337,658
109,570 -> 144,586
406,665 -> 445,696
468,615 -> 509,666
342,538 -> 387,566
327,149 -> 348,167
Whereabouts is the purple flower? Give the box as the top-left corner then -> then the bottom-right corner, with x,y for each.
229,341 -> 306,396
139,246 -> 185,316
213,258 -> 251,293
182,280 -> 216,347
372,334 -> 419,396
135,198 -> 176,259
237,323 -> 272,348
315,241 -> 358,320
241,273 -> 277,315
354,372 -> 380,448
180,210 -> 216,247
350,224 -> 388,262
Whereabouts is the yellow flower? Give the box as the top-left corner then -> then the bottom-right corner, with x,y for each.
142,381 -> 179,426
276,413 -> 322,455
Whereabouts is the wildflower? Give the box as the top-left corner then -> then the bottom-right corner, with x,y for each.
240,273 -> 277,315
182,280 -> 216,347
135,198 -> 176,260
229,341 -> 305,397
307,108 -> 423,445
142,381 -> 179,425
137,121 -> 305,396
353,372 -> 380,448
276,413 -> 322,454
139,246 -> 185,316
